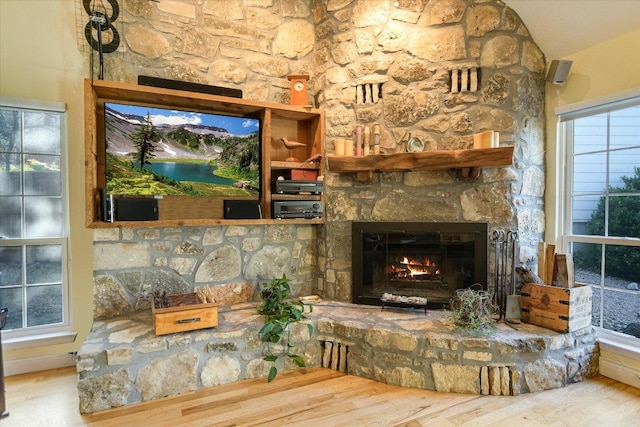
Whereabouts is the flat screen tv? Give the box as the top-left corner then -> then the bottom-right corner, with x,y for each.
103,102 -> 260,198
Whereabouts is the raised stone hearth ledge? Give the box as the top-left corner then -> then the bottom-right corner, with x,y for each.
76,302 -> 598,413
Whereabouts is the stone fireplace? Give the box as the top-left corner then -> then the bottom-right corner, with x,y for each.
73,2 -> 597,414
89,0 -> 546,315
352,221 -> 488,308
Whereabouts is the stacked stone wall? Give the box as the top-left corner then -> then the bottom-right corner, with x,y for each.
101,0 -> 315,103
93,225 -> 316,318
313,0 -> 546,300
91,0 -> 546,311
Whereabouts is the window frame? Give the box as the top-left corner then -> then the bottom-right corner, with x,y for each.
0,96 -> 74,347
555,87 -> 640,343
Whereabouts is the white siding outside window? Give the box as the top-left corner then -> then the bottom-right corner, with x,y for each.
557,89 -> 640,341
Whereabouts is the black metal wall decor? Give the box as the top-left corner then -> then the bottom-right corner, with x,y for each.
82,0 -> 121,79
84,0 -> 120,53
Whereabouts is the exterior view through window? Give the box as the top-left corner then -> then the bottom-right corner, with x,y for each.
561,96 -> 640,338
0,99 -> 69,335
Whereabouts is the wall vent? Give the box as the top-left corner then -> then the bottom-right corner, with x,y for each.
353,76 -> 388,105
450,67 -> 479,93
480,365 -> 516,395
322,340 -> 348,372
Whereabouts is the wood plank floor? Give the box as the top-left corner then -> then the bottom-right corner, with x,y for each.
3,366 -> 640,426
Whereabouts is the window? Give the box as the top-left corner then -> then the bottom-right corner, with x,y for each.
557,89 -> 640,339
0,97 -> 70,340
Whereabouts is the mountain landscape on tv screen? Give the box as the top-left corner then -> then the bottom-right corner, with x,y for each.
104,103 -> 260,197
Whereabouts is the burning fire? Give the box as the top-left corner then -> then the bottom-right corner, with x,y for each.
388,256 -> 441,280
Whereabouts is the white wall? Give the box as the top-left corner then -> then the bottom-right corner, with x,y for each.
0,0 -> 94,366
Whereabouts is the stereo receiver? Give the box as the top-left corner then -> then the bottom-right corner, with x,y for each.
273,200 -> 323,219
274,180 -> 323,194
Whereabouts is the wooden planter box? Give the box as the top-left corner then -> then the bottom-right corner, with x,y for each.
152,293 -> 218,336
520,283 -> 593,333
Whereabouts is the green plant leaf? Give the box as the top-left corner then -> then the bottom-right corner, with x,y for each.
267,366 -> 278,382
259,323 -> 274,335
258,273 -> 311,382
289,355 -> 306,367
307,323 -> 314,337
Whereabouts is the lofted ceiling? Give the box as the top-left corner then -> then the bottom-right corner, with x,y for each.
502,0 -> 640,60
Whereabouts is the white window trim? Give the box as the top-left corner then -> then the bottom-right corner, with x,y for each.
555,87 -> 640,120
2,330 -> 77,351
0,96 -> 65,113
555,87 -> 640,352
0,96 -> 75,348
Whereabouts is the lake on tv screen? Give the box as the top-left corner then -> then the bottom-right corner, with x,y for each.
135,162 -> 235,186
105,102 -> 260,197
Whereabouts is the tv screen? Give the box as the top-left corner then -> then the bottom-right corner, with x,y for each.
104,102 -> 260,198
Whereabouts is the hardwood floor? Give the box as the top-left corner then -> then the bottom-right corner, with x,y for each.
3,366 -> 640,426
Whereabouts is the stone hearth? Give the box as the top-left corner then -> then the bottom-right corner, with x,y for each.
77,302 -> 599,413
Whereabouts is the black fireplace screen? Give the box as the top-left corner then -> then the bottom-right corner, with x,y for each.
352,222 -> 488,308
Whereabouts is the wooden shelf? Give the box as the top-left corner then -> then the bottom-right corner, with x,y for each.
327,147 -> 514,173
271,161 -> 320,170
91,218 -> 323,228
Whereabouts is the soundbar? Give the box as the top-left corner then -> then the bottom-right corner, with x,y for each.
137,76 -> 243,99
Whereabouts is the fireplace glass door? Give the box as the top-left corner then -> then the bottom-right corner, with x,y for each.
352,222 -> 488,308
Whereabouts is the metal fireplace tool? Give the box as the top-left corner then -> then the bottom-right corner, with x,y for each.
491,229 -> 520,325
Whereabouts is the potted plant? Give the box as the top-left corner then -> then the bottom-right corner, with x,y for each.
450,285 -> 495,334
257,274 -> 313,382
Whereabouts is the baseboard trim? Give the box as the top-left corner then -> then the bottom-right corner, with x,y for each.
4,353 -> 76,376
599,358 -> 640,388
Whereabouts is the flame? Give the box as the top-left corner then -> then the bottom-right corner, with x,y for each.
391,256 -> 441,279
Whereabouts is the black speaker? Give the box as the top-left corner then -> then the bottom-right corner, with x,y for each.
224,200 -> 262,219
115,198 -> 159,221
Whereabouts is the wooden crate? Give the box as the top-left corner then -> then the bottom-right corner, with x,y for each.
152,293 -> 218,336
520,283 -> 592,333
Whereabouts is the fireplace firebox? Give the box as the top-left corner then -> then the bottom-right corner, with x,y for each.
352,222 -> 488,309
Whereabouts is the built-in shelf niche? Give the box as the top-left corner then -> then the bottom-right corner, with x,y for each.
84,79 -> 325,228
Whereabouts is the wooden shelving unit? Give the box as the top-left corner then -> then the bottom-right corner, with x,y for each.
85,79 -> 324,228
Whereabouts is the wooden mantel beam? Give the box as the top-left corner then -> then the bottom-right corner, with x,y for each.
327,146 -> 514,173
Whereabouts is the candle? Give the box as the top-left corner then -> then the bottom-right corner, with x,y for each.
373,124 -> 380,154
363,126 -> 370,155
355,125 -> 363,156
335,139 -> 345,156
345,139 -> 355,156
